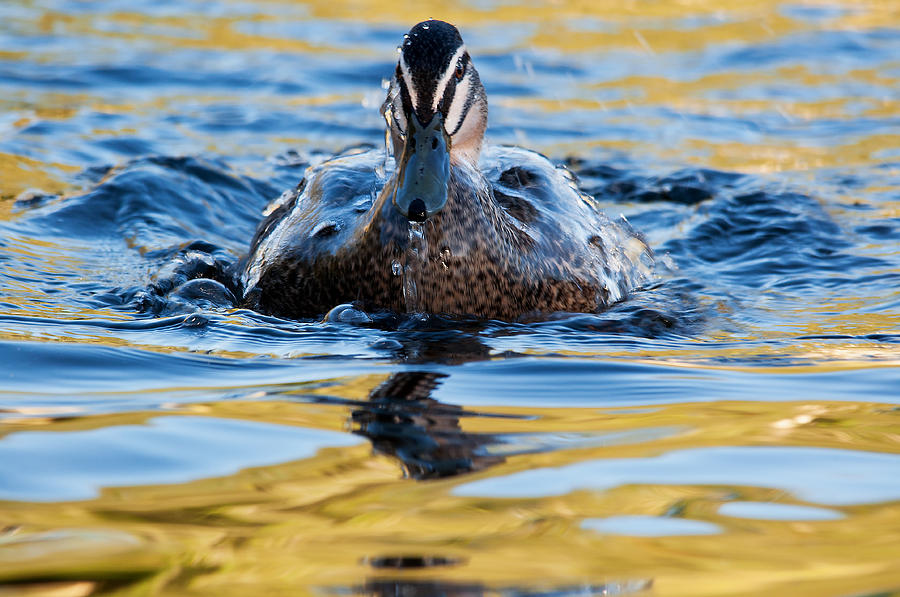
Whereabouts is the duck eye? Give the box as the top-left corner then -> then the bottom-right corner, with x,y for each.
455,62 -> 464,80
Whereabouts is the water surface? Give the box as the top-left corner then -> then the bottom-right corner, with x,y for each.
1,1 -> 899,596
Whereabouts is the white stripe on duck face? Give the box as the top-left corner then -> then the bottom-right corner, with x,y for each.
444,68 -> 472,136
430,44 -> 468,112
398,44 -> 468,116
398,52 -> 419,111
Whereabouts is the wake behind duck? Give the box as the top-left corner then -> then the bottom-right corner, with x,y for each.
241,20 -> 652,321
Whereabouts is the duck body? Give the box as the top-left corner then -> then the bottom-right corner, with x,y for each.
240,20 -> 651,321
241,146 -> 650,320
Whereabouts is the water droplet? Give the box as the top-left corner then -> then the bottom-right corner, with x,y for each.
323,303 -> 371,324
422,24 -> 429,29
391,261 -> 402,276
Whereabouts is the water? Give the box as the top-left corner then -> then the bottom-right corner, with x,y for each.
403,222 -> 426,313
1,1 -> 899,595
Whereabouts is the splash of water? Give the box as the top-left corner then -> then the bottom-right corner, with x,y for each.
377,120 -> 391,182
402,222 -> 428,313
379,80 -> 399,181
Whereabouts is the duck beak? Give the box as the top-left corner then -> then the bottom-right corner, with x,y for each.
392,111 -> 451,222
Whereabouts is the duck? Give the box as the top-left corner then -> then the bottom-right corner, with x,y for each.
241,19 -> 652,321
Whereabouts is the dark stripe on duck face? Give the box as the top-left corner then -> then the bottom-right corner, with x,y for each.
437,53 -> 467,108
442,52 -> 473,137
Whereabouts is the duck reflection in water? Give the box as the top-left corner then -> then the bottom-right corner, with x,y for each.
349,382 -> 654,596
351,371 -> 505,479
346,351 -> 653,594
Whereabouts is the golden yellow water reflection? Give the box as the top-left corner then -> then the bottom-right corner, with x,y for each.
2,394 -> 898,595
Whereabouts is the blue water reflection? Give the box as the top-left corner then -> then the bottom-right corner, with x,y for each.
0,416 -> 362,501
456,446 -> 900,506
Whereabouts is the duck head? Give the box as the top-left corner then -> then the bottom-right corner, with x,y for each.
384,20 -> 488,222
